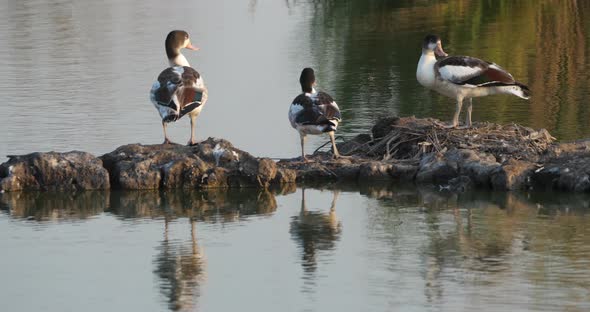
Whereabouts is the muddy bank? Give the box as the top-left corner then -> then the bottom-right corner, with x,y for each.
1,117 -> 590,192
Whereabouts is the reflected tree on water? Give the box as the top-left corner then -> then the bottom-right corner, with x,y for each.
287,0 -> 590,140
362,187 -> 590,305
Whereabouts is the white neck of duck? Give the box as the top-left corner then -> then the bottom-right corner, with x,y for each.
305,87 -> 317,96
416,49 -> 437,88
169,52 -> 190,67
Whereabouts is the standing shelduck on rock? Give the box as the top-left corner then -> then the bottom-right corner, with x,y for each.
416,34 -> 530,128
150,30 -> 208,145
289,68 -> 342,161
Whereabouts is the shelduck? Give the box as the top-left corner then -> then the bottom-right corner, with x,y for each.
288,68 -> 342,161
416,34 -> 530,128
150,30 -> 208,145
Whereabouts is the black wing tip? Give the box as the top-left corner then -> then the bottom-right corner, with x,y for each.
516,82 -> 531,98
179,102 -> 202,118
516,82 -> 530,90
322,124 -> 337,133
162,114 -> 179,123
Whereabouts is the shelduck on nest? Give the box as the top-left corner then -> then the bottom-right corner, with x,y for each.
289,68 -> 342,161
150,30 -> 208,145
416,34 -> 530,128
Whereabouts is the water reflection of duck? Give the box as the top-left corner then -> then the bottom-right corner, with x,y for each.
288,68 -> 342,161
154,215 -> 205,312
416,34 -> 530,128
290,189 -> 342,274
150,30 -> 208,145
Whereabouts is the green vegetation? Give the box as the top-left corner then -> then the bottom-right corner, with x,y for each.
304,0 -> 590,140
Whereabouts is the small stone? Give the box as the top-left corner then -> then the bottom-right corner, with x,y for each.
416,153 -> 458,184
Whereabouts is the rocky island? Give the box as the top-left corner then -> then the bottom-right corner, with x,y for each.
1,116 -> 589,192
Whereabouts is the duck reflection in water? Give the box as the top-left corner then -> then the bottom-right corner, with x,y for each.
154,211 -> 205,312
290,189 -> 342,287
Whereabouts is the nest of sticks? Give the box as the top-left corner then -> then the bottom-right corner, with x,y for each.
340,116 -> 556,162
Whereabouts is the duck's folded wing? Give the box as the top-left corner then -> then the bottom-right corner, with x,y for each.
291,94 -> 332,126
177,67 -> 207,118
316,92 -> 341,122
437,56 -> 515,86
150,67 -> 182,113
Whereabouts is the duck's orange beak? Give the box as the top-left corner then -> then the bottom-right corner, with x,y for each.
186,43 -> 199,51
435,41 -> 448,57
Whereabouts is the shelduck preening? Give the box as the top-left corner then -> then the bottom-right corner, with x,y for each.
416,34 -> 530,128
289,68 -> 342,161
150,30 -> 208,145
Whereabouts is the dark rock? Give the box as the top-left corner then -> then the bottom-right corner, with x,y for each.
272,168 -> 298,185
330,164 -> 361,181
445,149 -> 500,187
532,165 -> 561,189
99,138 -> 295,190
337,134 -> 372,156
391,164 -> 419,181
490,159 -> 536,190
416,152 -> 458,184
533,142 -> 590,191
277,157 -> 361,182
293,162 -> 339,182
359,162 -> 393,181
557,171 -> 590,192
251,158 -> 278,186
448,176 -> 473,192
201,167 -> 229,188
393,165 -> 418,181
541,139 -> 590,160
101,144 -> 195,189
231,157 -> 280,188
371,116 -> 400,140
0,151 -> 109,191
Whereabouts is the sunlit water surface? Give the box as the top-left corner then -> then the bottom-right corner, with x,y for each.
1,0 -> 589,161
2,1 -> 590,311
1,188 -> 590,311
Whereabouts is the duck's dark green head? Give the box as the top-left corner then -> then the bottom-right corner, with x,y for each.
299,68 -> 316,93
165,30 -> 198,60
422,34 -> 447,57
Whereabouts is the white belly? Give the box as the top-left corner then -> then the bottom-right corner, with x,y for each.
433,80 -> 466,98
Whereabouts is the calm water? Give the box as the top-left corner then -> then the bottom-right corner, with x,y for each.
1,0 -> 589,160
2,0 -> 590,311
1,187 -> 590,311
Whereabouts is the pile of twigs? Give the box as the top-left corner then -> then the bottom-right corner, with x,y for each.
351,117 -> 556,162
